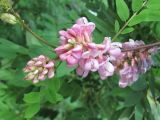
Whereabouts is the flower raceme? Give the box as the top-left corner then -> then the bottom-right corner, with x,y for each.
24,17 -> 157,88
23,55 -> 55,83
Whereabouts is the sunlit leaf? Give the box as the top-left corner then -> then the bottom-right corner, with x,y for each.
23,92 -> 40,104
24,103 -> 40,118
116,0 -> 130,21
129,9 -> 160,26
115,20 -> 120,33
121,27 -> 134,34
132,0 -> 143,12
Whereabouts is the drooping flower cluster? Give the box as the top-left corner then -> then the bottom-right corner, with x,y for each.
55,17 -> 122,80
23,55 -> 55,83
118,39 -> 153,88
23,17 -> 156,88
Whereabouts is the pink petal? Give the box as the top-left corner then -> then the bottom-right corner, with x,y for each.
38,55 -> 46,61
59,30 -> 70,38
48,68 -> 54,78
76,67 -> 84,76
91,59 -> 99,72
119,79 -> 128,88
109,48 -> 121,57
42,69 -> 48,75
35,61 -> 43,66
27,60 -> 35,66
84,32 -> 91,42
84,22 -> 95,34
72,51 -> 82,59
45,61 -> 54,68
72,45 -> 82,52
107,62 -> 114,73
33,78 -> 39,84
38,74 -> 46,80
55,45 -> 69,55
82,70 -> 89,78
59,52 -> 70,60
87,43 -> 97,49
82,51 -> 90,58
103,37 -> 111,51
67,28 -> 76,37
76,17 -> 88,24
84,59 -> 91,70
66,55 -> 78,66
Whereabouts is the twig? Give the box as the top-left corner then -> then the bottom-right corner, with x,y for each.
112,0 -> 148,41
122,41 -> 160,52
10,9 -> 56,48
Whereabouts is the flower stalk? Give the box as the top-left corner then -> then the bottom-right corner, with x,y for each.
112,0 -> 148,41
10,9 -> 56,48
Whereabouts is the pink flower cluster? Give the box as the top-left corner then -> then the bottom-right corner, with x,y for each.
118,39 -> 153,88
55,17 -> 122,80
23,55 -> 55,83
55,18 -> 154,88
23,17 -> 155,88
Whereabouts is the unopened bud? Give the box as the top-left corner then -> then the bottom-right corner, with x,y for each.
0,0 -> 12,11
0,13 -> 17,24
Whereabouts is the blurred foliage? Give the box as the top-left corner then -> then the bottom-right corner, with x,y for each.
0,0 -> 160,120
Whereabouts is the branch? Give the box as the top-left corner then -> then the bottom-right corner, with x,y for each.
112,0 -> 148,41
122,41 -> 160,52
10,9 -> 57,48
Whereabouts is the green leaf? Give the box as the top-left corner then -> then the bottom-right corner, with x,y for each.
0,69 -> 15,81
102,0 -> 109,9
147,91 -> 160,120
51,78 -> 61,92
28,45 -> 56,58
121,27 -> 134,34
0,83 -> 7,89
129,9 -> 160,26
116,0 -> 130,21
135,104 -> 143,120
26,32 -> 41,47
23,92 -> 40,104
115,20 -> 120,33
132,0 -> 143,12
124,91 -> 143,107
119,109 -> 132,120
130,76 -> 147,91
41,78 -> 63,103
24,103 -> 40,119
56,62 -> 75,78
43,88 -> 63,103
0,38 -> 28,58
147,0 -> 160,9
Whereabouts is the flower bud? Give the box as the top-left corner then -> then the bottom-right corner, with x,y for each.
23,55 -> 55,83
0,13 -> 17,24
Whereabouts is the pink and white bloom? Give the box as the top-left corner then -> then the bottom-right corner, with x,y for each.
98,57 -> 115,80
103,37 -> 122,59
23,55 -> 55,83
55,17 -> 95,66
119,60 -> 139,88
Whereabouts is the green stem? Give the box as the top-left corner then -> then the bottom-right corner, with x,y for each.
112,0 -> 148,41
11,9 -> 56,48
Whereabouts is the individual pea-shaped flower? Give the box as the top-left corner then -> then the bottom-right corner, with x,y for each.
119,60 -> 139,88
98,57 -> 115,80
138,51 -> 152,73
23,55 -> 55,83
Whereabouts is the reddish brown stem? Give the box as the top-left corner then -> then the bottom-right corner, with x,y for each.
122,41 -> 160,52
